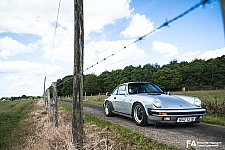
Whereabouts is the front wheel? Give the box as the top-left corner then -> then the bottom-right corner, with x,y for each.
104,101 -> 114,117
133,103 -> 148,125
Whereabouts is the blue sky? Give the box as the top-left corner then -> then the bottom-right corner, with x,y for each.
0,0 -> 224,98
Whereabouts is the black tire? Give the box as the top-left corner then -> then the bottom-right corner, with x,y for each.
104,101 -> 114,117
132,103 -> 148,125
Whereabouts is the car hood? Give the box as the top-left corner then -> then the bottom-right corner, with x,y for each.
153,94 -> 195,109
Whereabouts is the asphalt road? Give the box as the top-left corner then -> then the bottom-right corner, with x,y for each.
59,100 -> 225,150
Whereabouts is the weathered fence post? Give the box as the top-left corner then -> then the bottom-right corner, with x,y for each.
52,82 -> 58,127
47,89 -> 51,114
182,87 -> 186,95
72,0 -> 84,148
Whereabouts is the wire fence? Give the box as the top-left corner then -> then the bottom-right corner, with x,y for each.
42,0 -> 211,149
48,0 -> 211,90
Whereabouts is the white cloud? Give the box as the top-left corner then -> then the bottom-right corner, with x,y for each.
0,0 -> 63,35
0,75 -> 45,97
0,37 -> 37,59
0,60 -> 62,76
120,14 -> 154,38
201,47 -> 225,59
84,0 -> 133,39
177,47 -> 225,62
151,41 -> 178,57
84,39 -> 147,75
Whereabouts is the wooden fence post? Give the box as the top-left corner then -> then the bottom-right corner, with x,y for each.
47,89 -> 51,114
73,0 -> 84,148
52,82 -> 58,127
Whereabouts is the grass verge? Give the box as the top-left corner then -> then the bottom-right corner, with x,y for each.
201,114 -> 225,126
83,99 -> 104,105
59,102 -> 178,150
0,100 -> 34,150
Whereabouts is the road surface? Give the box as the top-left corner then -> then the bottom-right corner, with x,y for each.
59,100 -> 225,150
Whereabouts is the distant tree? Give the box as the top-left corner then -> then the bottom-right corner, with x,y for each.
21,95 -> 27,99
56,79 -> 63,96
84,74 -> 99,95
142,64 -> 158,82
48,55 -> 225,94
61,75 -> 73,96
153,67 -> 182,90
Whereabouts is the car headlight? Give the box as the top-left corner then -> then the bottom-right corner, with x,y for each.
153,98 -> 162,108
193,98 -> 201,107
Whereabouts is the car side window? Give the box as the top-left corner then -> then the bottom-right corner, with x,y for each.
118,85 -> 126,95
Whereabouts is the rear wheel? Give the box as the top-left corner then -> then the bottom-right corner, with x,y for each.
133,103 -> 148,125
104,101 -> 114,117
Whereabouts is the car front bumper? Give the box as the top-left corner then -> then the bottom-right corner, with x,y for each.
147,108 -> 206,124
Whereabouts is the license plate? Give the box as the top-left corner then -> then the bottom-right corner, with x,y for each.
177,117 -> 196,122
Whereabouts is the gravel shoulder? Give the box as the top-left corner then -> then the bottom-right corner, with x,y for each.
60,100 -> 225,150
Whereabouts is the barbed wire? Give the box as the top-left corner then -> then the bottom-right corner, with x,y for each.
43,0 -> 62,94
49,0 -> 62,65
43,0 -> 210,148
53,0 -> 210,89
83,0 -> 209,72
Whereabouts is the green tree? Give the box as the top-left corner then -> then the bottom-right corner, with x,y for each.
61,75 -> 73,96
153,67 -> 182,90
84,74 -> 99,95
142,64 -> 158,82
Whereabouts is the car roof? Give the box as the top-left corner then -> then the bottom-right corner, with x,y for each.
121,82 -> 153,85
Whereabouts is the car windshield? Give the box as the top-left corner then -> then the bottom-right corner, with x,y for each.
128,83 -> 164,94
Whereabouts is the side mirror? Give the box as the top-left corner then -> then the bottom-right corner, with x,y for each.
106,92 -> 111,96
167,91 -> 170,95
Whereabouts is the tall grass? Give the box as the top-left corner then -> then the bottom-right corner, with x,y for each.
0,100 -> 34,149
59,102 -> 178,150
171,90 -> 225,104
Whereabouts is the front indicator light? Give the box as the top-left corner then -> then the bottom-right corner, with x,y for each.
163,117 -> 171,121
159,112 -> 167,115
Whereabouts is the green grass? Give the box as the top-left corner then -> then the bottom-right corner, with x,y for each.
59,102 -> 178,150
201,114 -> 225,126
171,90 -> 225,104
0,100 -> 34,150
83,99 -> 104,105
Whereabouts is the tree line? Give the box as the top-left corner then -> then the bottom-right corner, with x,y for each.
50,55 -> 225,96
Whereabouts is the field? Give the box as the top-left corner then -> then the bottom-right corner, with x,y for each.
0,100 -> 34,149
171,89 -> 225,104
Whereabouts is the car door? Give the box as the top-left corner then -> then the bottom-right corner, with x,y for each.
123,84 -> 134,115
112,85 -> 126,113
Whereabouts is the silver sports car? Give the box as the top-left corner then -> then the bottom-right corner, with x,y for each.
103,82 -> 206,125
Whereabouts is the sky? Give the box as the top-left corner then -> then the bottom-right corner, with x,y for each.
0,0 -> 224,98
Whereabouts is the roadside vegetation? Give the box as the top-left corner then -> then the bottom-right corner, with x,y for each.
49,55 -> 225,98
58,102 -> 178,150
0,100 -> 34,150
